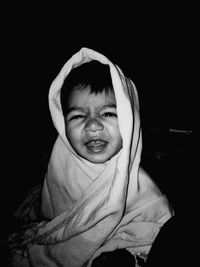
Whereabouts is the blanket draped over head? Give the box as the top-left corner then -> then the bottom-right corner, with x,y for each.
9,48 -> 173,267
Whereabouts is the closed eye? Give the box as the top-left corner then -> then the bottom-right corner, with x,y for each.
101,112 -> 117,118
69,115 -> 85,121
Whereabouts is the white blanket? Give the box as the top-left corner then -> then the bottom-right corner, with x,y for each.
10,48 -> 173,267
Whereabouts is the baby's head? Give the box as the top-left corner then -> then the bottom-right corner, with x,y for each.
61,61 -> 122,164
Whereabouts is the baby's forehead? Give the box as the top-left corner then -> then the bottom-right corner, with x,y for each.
68,86 -> 116,110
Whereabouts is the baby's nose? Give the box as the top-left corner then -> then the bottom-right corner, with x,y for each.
84,118 -> 104,132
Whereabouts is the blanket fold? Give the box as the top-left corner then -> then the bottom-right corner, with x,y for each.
9,47 -> 173,267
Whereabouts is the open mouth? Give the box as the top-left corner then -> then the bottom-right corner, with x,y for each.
85,139 -> 108,153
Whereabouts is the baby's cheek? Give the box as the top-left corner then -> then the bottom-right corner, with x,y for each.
66,127 -> 77,145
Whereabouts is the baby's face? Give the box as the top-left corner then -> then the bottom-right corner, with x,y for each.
64,86 -> 122,163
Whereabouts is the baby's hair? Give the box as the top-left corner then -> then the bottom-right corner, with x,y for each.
61,60 -> 113,116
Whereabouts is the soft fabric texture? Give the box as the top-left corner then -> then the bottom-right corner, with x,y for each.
9,48 -> 173,267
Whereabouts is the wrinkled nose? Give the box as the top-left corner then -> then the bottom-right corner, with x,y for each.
84,118 -> 104,132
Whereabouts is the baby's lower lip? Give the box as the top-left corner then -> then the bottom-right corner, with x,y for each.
86,140 -> 108,153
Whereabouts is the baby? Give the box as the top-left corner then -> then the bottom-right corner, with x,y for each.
61,61 -> 122,164
9,48 -> 173,267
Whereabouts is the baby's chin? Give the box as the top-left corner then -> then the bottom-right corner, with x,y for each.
82,154 -> 111,164
80,148 -> 121,164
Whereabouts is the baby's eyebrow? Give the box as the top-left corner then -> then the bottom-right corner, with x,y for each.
66,103 -> 116,114
102,104 -> 116,109
66,106 -> 85,114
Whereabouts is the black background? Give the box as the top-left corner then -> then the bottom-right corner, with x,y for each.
1,5 -> 198,245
